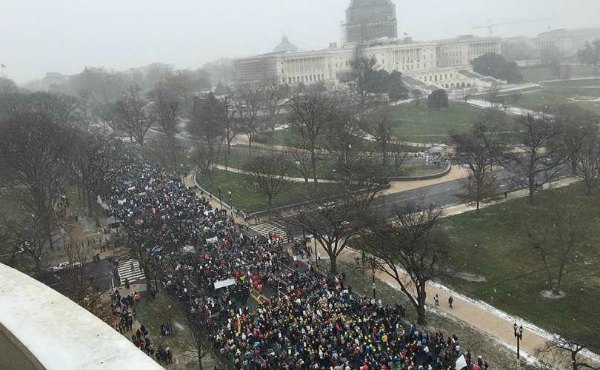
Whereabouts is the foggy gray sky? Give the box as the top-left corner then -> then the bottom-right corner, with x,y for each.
1,0 -> 600,83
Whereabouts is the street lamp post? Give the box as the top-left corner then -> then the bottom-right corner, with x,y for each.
314,238 -> 318,267
217,187 -> 223,210
513,323 -> 524,365
228,191 -> 232,214
371,258 -> 376,299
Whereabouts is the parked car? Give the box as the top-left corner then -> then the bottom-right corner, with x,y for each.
47,261 -> 81,272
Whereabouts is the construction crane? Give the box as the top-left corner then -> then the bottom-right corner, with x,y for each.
472,18 -> 547,35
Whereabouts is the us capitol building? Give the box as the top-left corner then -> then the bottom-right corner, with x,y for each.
233,0 -> 501,90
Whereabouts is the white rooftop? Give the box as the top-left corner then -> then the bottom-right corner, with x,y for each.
0,263 -> 164,370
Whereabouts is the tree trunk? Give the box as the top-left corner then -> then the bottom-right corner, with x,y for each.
416,305 -> 426,325
585,179 -> 593,195
416,287 -> 427,325
46,218 -> 54,250
310,149 -> 318,192
329,255 -> 337,275
34,257 -> 43,273
528,175 -> 535,204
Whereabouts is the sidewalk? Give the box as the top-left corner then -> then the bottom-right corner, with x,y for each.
183,170 -> 247,225
378,165 -> 470,196
213,164 -> 337,184
308,176 -> 599,369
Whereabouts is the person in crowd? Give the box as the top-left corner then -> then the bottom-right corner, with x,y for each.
102,161 -> 488,369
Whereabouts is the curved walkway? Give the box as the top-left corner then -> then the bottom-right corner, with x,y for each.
310,176 -> 600,369
214,164 -> 338,184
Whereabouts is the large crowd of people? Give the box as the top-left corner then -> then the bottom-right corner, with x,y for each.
105,162 -> 489,369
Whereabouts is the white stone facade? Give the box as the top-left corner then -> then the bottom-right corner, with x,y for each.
234,36 -> 502,90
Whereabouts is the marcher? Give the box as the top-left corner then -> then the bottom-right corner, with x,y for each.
102,159 -> 489,369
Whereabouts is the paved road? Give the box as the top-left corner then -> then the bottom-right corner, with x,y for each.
371,168 -> 515,217
35,259 -> 114,294
278,166 -> 567,240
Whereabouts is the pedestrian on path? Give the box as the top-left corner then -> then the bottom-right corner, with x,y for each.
434,294 -> 439,306
449,295 -> 454,309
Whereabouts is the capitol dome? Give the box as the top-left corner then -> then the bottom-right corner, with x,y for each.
274,36 -> 298,53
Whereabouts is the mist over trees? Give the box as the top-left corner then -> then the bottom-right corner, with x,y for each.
23,60 -> 233,103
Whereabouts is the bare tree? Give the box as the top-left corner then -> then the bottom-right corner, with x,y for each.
232,82 -> 265,156
0,111 -> 75,249
451,121 -> 503,213
578,39 -> 600,75
10,92 -> 82,127
262,78 -> 290,142
114,86 -> 153,148
190,146 -> 220,177
411,89 -> 423,107
486,82 -> 502,109
359,201 -> 450,325
149,83 -> 180,138
457,84 -> 476,103
505,114 -> 568,204
349,53 -> 377,106
538,336 -> 600,370
282,147 -> 312,184
189,92 -> 225,175
284,189 -> 378,274
0,77 -> 19,95
173,298 -> 214,370
325,101 -> 364,179
221,94 -> 241,165
146,135 -> 182,173
555,105 -> 600,191
244,155 -> 291,212
73,131 -> 126,223
362,103 -> 393,169
526,204 -> 587,296
94,102 -> 120,132
7,219 -> 51,272
575,124 -> 600,194
288,93 -> 333,191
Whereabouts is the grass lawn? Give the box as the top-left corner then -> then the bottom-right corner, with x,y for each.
271,128 -> 426,152
398,164 -> 446,177
505,92 -> 600,116
196,169 -> 347,213
388,102 -> 486,144
503,78 -> 600,117
217,147 -> 437,181
542,78 -> 600,87
440,182 -> 600,352
217,147 -> 338,180
503,91 -> 572,112
520,65 -> 599,83
135,291 -> 214,369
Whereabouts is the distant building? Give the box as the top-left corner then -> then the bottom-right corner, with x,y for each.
532,27 -> 600,57
274,36 -> 298,53
233,1 -> 504,89
344,0 -> 398,45
437,35 -> 502,67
